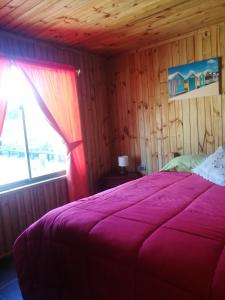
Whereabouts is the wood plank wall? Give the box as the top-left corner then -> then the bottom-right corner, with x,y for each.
0,177 -> 68,259
108,22 -> 225,173
0,30 -> 111,257
0,30 -> 111,194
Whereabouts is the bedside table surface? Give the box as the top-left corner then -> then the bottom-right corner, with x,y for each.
100,172 -> 142,191
104,172 -> 141,180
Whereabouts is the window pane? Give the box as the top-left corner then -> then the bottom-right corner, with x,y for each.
0,65 -> 67,188
0,102 -> 29,185
23,92 -> 67,178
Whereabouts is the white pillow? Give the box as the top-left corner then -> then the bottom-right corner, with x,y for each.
193,146 -> 225,186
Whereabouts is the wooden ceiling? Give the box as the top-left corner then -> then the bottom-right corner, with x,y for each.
1,0 -> 225,56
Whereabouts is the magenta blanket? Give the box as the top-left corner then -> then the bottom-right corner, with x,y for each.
13,172 -> 225,300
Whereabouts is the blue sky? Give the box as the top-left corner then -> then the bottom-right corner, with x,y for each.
168,58 -> 219,77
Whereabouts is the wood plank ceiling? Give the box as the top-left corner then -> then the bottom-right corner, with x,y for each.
1,0 -> 225,55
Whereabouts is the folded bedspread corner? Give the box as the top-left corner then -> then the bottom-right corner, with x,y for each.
13,172 -> 225,300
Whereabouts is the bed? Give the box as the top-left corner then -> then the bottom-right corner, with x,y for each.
13,171 -> 225,300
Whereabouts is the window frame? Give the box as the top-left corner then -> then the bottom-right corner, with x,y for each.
0,170 -> 66,193
0,76 -> 67,193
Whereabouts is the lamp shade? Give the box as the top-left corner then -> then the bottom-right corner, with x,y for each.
118,155 -> 128,167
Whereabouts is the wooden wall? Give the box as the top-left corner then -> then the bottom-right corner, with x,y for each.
0,30 -> 111,194
108,22 -> 225,173
0,30 -> 111,258
0,177 -> 68,258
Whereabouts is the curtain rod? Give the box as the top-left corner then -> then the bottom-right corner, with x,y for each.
0,53 -> 80,73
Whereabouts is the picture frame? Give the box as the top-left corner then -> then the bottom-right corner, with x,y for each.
168,57 -> 220,101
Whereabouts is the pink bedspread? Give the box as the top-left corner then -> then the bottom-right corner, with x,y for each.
13,172 -> 225,300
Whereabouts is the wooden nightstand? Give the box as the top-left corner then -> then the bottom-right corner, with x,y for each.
100,172 -> 142,191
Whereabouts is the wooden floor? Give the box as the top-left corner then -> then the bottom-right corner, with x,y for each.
0,257 -> 23,300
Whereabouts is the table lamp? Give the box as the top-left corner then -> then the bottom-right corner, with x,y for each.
118,155 -> 128,175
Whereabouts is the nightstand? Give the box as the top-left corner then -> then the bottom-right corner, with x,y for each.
100,172 -> 142,190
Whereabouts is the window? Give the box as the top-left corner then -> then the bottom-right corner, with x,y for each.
0,65 -> 67,191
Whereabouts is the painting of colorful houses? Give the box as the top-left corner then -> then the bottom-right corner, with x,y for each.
168,58 -> 220,101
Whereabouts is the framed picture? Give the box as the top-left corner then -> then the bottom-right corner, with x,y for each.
168,57 -> 220,101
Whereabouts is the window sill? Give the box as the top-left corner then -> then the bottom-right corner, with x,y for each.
0,173 -> 66,195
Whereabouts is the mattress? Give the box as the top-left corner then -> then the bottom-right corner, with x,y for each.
13,172 -> 225,300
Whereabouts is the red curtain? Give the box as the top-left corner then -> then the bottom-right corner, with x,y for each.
15,61 -> 89,201
0,58 -> 9,135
